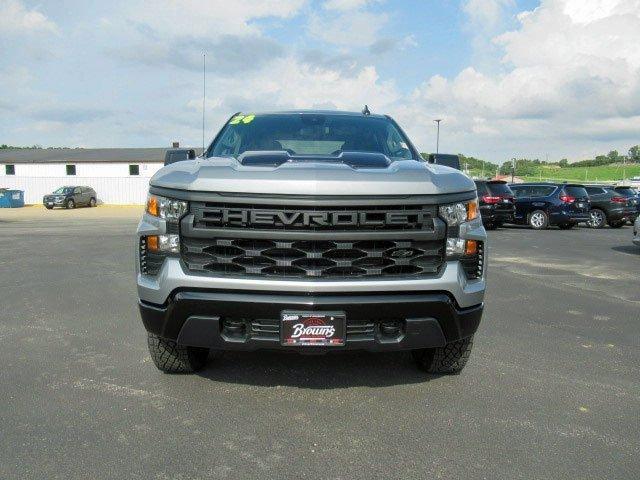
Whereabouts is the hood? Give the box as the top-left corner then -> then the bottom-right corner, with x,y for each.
149,155 -> 476,196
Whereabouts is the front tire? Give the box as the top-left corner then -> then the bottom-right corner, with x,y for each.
89,197 -> 97,207
45,205 -> 53,210
66,199 -> 75,209
147,333 -> 210,373
412,336 -> 474,374
608,220 -> 625,228
589,209 -> 606,228
528,210 -> 549,230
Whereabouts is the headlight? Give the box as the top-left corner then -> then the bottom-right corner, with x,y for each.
146,194 -> 188,222
438,199 -> 479,226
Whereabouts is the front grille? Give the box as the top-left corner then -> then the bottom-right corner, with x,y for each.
181,237 -> 444,278
181,200 -> 446,279
191,201 -> 435,231
139,236 -> 165,276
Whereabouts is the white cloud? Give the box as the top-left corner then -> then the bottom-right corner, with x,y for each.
0,0 -> 58,35
125,0 -> 306,38
308,10 -> 389,47
401,0 -> 640,160
193,56 -> 399,123
323,0 -> 382,11
463,0 -> 515,29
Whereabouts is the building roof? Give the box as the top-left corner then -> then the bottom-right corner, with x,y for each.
0,148 -> 202,164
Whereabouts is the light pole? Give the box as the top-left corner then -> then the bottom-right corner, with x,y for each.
434,119 -> 442,154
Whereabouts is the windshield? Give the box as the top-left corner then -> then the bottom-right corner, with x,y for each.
208,113 -> 415,160
52,187 -> 73,194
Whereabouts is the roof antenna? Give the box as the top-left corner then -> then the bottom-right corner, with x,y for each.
362,105 -> 371,116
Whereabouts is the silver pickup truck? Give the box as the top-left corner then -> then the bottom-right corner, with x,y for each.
136,110 -> 486,375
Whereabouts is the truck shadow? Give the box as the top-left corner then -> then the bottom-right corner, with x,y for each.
197,350 -> 441,388
612,245 -> 640,255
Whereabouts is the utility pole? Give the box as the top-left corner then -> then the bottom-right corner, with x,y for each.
511,158 -> 516,183
434,119 -> 442,154
202,52 -> 206,154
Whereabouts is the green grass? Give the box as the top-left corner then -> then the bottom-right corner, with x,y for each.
468,163 -> 640,183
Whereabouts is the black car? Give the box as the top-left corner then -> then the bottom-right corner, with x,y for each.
43,186 -> 97,209
584,185 -> 634,228
613,186 -> 639,223
508,183 -> 590,230
474,180 -> 515,229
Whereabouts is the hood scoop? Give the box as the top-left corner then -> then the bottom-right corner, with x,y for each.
237,151 -> 392,169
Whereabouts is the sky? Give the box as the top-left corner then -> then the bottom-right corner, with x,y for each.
1,0 -> 639,163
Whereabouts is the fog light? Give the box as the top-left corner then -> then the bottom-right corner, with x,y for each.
446,238 -> 465,257
146,234 -> 180,254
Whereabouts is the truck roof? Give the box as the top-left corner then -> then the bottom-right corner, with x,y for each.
234,109 -> 389,119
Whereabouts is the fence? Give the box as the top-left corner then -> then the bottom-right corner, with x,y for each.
0,176 -> 151,205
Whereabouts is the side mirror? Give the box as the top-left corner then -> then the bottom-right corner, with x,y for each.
164,148 -> 196,165
427,153 -> 461,170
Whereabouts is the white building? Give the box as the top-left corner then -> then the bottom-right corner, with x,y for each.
0,148 -> 192,205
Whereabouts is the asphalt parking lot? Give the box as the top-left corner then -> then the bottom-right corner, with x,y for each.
1,206 -> 639,479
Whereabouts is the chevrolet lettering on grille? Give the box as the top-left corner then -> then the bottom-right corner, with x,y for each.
204,208 -> 432,229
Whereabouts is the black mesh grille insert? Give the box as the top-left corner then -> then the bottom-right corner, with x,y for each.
181,237 -> 445,278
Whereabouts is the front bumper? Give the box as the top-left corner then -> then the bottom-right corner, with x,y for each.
139,290 -> 483,352
43,197 -> 66,206
480,205 -> 515,224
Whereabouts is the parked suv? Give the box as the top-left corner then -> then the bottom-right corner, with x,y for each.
43,186 -> 97,209
474,180 -> 515,229
584,185 -> 634,228
136,110 -> 486,375
613,186 -> 639,223
508,183 -> 590,229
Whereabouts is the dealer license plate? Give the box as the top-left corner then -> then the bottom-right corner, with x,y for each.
280,311 -> 346,347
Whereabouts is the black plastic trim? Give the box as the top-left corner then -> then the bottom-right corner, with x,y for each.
138,290 -> 483,352
148,186 -> 477,207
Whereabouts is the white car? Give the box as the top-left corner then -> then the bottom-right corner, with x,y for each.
634,215 -> 640,246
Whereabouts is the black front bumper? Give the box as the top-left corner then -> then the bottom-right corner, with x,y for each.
139,290 -> 483,353
480,205 -> 515,224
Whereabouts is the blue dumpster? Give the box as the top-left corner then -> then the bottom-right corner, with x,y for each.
0,189 -> 25,208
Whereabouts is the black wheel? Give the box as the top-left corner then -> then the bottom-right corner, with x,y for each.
45,205 -> 53,210
608,220 -> 625,228
89,197 -> 97,207
528,210 -> 549,230
558,223 -> 573,230
588,209 -> 606,228
412,336 -> 474,374
147,333 -> 210,373
66,199 -> 75,209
